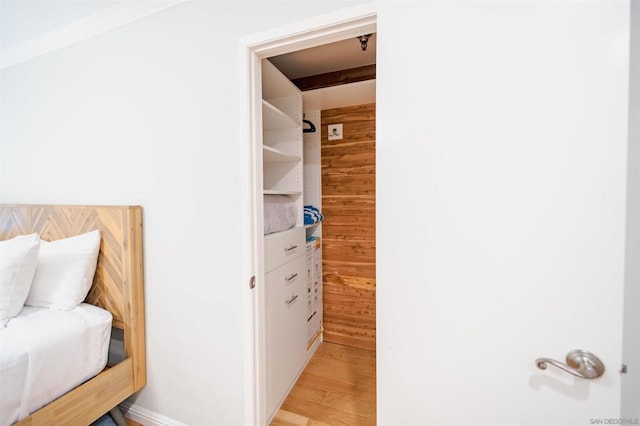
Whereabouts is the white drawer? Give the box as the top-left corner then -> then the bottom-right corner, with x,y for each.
264,227 -> 305,272
265,255 -> 306,302
265,278 -> 307,417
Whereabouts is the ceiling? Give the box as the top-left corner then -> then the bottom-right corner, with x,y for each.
268,33 -> 376,80
1,1 -> 376,80
1,0 -> 124,51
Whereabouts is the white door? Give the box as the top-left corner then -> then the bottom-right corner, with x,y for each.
242,2 -> 637,424
376,1 -> 634,425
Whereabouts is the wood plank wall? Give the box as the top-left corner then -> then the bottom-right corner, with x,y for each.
321,103 -> 376,351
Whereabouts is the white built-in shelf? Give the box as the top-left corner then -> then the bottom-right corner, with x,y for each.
263,60 -> 300,100
263,146 -> 300,163
262,100 -> 299,130
303,220 -> 323,229
263,190 -> 302,196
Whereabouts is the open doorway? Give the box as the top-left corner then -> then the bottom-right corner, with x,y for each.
268,37 -> 376,425
240,6 -> 377,426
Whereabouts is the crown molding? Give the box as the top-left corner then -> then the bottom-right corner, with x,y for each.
0,0 -> 187,70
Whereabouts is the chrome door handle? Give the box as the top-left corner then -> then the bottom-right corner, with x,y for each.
536,349 -> 605,379
284,245 -> 298,252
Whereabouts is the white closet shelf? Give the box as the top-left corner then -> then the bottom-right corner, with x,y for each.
263,100 -> 299,130
303,220 -> 323,229
263,190 -> 302,196
262,61 -> 300,100
263,145 -> 301,163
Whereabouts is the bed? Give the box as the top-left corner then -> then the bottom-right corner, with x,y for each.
0,204 -> 146,426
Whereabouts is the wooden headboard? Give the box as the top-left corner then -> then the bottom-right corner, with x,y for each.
0,204 -> 146,393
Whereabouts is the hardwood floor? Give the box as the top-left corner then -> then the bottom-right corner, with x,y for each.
271,342 -> 376,426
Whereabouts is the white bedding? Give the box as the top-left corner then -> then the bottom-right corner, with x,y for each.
0,303 -> 112,426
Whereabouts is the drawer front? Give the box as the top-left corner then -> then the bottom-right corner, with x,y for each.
265,278 -> 307,417
265,255 -> 306,302
264,227 -> 305,272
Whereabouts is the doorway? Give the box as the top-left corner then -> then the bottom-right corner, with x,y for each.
240,6 -> 377,426
269,50 -> 376,423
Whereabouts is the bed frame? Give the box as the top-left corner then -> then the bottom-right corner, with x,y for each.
0,204 -> 146,426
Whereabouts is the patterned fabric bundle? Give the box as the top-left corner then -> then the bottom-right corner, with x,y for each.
304,205 -> 324,225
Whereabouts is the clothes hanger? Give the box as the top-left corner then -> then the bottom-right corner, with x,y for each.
303,119 -> 316,133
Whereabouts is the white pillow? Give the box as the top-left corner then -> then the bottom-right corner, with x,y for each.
26,230 -> 101,310
0,233 -> 40,327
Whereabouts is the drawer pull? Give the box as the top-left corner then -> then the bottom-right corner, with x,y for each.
285,294 -> 299,305
284,245 -> 298,252
285,273 -> 298,282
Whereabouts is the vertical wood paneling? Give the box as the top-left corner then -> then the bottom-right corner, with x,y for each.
321,103 -> 376,351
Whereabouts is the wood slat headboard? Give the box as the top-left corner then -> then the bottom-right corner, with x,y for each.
0,204 -> 146,391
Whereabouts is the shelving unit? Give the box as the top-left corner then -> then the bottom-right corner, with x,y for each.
262,59 -> 303,228
261,59 -> 325,423
263,145 -> 300,163
302,108 -> 323,351
262,59 -> 309,422
262,101 -> 299,129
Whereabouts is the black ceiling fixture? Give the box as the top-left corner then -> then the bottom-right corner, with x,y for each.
357,34 -> 373,51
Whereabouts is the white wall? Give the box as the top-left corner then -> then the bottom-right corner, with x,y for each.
377,1 -> 631,425
0,1 -> 365,424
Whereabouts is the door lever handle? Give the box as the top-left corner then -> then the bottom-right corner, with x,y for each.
536,349 -> 605,379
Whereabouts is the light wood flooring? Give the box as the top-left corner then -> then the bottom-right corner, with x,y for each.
271,342 -> 376,426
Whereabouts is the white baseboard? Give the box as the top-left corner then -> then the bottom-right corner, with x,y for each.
119,401 -> 187,426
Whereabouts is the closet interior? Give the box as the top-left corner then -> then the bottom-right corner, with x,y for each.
260,35 -> 377,424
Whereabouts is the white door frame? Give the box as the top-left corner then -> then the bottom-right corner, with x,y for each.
238,4 -> 377,425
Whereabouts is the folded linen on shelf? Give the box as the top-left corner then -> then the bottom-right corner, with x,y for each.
264,195 -> 297,234
303,205 -> 324,225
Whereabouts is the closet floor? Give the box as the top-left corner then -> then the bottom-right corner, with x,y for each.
271,342 -> 376,426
